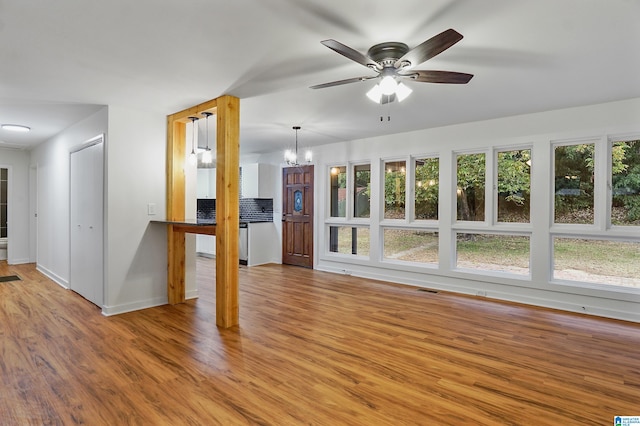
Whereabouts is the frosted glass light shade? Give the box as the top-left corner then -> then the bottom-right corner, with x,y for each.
366,84 -> 382,103
379,75 -> 398,95
396,82 -> 412,102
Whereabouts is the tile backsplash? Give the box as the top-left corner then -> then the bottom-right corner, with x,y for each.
197,198 -> 273,222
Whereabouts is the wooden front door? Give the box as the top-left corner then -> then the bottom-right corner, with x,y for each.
282,165 -> 314,268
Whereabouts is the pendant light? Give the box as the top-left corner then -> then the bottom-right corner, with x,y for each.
187,116 -> 198,165
201,111 -> 213,164
285,126 -> 312,166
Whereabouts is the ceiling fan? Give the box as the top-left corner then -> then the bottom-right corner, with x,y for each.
310,28 -> 473,104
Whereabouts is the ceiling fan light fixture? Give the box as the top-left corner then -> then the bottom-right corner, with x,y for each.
396,82 -> 412,102
379,75 -> 397,95
366,84 -> 382,103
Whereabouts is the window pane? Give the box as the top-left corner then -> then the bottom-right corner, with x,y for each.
354,164 -> 371,218
554,143 -> 594,224
414,157 -> 439,220
329,226 -> 370,256
384,161 -> 406,219
456,233 -> 530,276
497,149 -> 531,223
553,238 -> 640,288
330,166 -> 347,217
383,229 -> 438,264
457,153 -> 485,221
0,204 -> 6,238
612,139 -> 640,226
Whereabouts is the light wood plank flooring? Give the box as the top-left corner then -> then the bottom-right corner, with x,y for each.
1,259 -> 639,425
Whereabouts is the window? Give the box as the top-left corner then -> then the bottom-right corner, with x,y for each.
457,153 -> 485,221
456,233 -> 530,276
611,139 -> 640,226
497,149 -> 531,223
329,226 -> 370,256
0,168 -> 7,238
383,228 -> 438,264
554,143 -> 595,224
354,164 -> 371,218
384,160 -> 406,219
330,166 -> 347,217
414,157 -> 439,220
553,237 -> 640,288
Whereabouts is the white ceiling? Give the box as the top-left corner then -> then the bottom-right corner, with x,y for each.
1,0 -> 639,153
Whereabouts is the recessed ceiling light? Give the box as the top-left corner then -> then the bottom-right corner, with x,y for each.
1,124 -> 31,132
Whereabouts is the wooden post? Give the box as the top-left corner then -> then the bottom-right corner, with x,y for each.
165,95 -> 240,328
167,224 -> 186,304
215,95 -> 240,328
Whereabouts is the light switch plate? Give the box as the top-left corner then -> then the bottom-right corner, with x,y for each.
147,203 -> 156,215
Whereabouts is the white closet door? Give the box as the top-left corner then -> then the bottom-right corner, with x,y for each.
70,139 -> 104,306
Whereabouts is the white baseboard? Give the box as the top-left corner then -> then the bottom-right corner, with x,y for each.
7,258 -> 32,265
36,265 -> 69,289
101,296 -> 168,316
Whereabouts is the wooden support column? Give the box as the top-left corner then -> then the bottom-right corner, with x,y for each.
215,95 -> 240,328
165,95 -> 240,328
167,224 -> 186,304
167,120 -> 186,222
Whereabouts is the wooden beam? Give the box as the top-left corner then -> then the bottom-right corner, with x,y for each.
215,95 -> 240,328
167,98 -> 218,123
166,120 -> 186,221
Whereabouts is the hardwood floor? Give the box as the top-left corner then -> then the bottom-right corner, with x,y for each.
1,259 -> 639,425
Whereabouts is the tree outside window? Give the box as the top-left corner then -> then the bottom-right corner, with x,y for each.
384,161 -> 406,219
330,166 -> 347,217
611,139 -> 640,226
497,149 -> 531,223
554,143 -> 595,224
414,157 -> 439,220
457,153 -> 485,221
354,164 -> 371,218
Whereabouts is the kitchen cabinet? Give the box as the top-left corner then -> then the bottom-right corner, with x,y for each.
241,163 -> 274,198
197,168 -> 216,198
247,222 -> 277,266
196,234 -> 215,257
196,222 -> 277,266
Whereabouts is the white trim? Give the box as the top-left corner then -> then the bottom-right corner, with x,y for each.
36,264 -> 69,289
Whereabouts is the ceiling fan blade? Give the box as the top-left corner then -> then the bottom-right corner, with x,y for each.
394,28 -> 463,69
400,70 -> 473,84
321,39 -> 380,70
310,76 -> 376,89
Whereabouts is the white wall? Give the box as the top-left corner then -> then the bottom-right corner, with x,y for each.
293,98 -> 640,323
30,107 -> 109,286
0,147 -> 30,264
103,105 -> 167,315
30,105 -> 168,315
